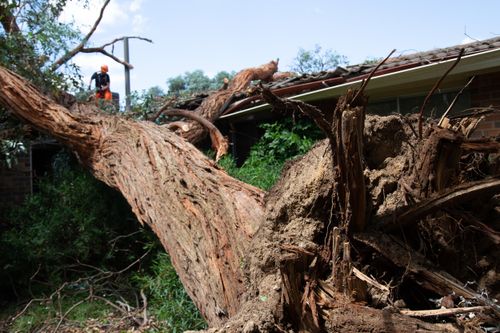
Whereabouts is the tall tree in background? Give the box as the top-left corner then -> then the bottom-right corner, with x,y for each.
167,70 -> 236,96
290,44 -> 348,73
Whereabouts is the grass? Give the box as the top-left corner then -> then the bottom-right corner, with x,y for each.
133,252 -> 207,333
3,296 -> 111,332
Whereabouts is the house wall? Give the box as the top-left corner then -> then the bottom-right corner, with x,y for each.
470,71 -> 500,138
0,150 -> 31,206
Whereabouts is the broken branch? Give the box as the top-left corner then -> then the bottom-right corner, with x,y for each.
438,76 -> 475,127
400,306 -> 489,318
352,49 -> 396,104
355,232 -> 500,318
162,109 -> 229,161
51,0 -> 111,71
381,177 -> 500,232
260,85 -> 333,142
418,48 -> 465,138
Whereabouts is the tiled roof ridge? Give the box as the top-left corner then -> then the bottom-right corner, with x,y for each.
346,36 -> 500,75
393,36 -> 500,60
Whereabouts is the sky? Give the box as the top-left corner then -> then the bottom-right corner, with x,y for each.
61,0 -> 500,103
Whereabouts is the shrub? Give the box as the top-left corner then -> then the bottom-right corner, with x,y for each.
219,118 -> 324,190
0,152 -> 142,298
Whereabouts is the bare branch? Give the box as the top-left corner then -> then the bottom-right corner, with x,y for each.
163,109 -> 229,161
79,47 -> 134,69
418,49 -> 465,138
352,49 -> 396,104
438,76 -> 475,127
260,85 -> 332,140
101,36 -> 153,49
50,0 -> 111,71
381,177 -> 500,232
400,306 -> 489,318
80,36 -> 153,69
49,4 -> 152,71
149,98 -> 178,122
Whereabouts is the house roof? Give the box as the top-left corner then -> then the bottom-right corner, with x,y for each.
220,36 -> 500,121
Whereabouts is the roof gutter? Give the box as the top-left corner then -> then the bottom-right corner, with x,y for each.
220,48 -> 500,121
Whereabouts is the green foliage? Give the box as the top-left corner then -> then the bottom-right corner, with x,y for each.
218,153 -> 282,191
256,119 -> 323,163
0,140 -> 26,168
0,152 -> 139,296
0,0 -> 85,163
0,0 -> 84,91
219,118 -> 324,190
166,75 -> 187,95
128,86 -> 166,120
167,70 -> 235,96
0,150 -> 205,332
133,252 -> 207,332
362,57 -> 383,65
290,44 -> 348,73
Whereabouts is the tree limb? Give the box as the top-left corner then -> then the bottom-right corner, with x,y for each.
50,0 -> 111,71
400,306 -> 489,318
0,2 -> 21,33
79,47 -> 134,69
101,36 -> 153,49
50,4 -> 153,71
380,177 -> 500,232
418,49 -> 465,138
78,36 -> 154,69
352,49 -> 395,104
355,232 -> 500,318
260,85 -> 333,141
438,76 -> 475,127
162,109 -> 229,161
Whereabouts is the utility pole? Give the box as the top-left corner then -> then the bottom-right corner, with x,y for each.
124,37 -> 131,112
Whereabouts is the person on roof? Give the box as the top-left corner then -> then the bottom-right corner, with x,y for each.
89,65 -> 112,102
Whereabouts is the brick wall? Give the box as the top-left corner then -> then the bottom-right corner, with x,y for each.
469,71 -> 500,138
0,150 -> 32,205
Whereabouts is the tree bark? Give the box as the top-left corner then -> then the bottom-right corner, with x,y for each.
0,66 -> 265,325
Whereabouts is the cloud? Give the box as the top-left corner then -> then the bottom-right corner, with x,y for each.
102,1 -> 128,26
129,0 -> 144,13
132,14 -> 147,33
60,0 -> 129,31
461,36 -> 478,45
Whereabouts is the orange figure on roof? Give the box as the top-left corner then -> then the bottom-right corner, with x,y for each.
89,65 -> 112,102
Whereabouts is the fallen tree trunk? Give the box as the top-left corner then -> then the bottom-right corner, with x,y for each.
1,63 -> 498,332
0,66 -> 265,325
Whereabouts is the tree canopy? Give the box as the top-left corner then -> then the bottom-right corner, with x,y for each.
167,70 -> 235,96
0,0 -> 83,90
290,44 -> 348,73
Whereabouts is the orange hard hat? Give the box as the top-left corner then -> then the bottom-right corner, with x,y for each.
101,64 -> 108,73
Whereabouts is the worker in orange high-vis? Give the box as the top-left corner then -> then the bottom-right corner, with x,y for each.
89,65 -> 112,102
